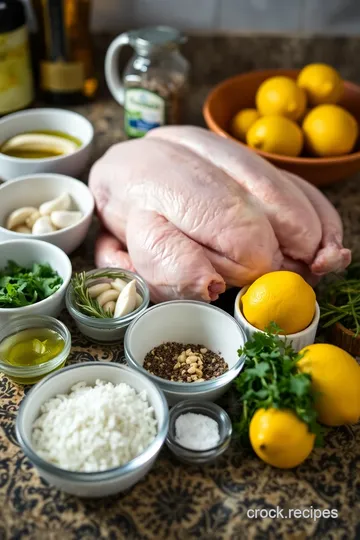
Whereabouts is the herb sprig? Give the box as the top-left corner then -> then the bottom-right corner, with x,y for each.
0,260 -> 63,308
72,270 -> 128,319
320,262 -> 360,336
234,323 -> 322,446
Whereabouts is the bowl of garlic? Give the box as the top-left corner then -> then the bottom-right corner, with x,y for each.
0,173 -> 94,254
66,268 -> 150,342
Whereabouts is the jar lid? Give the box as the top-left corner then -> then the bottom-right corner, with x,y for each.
0,0 -> 26,34
131,26 -> 186,52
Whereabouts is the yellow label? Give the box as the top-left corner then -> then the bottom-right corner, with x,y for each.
0,26 -> 34,114
41,61 -> 84,92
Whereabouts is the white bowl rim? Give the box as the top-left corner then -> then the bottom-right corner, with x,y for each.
124,299 -> 247,391
0,173 -> 95,238
0,108 -> 94,164
234,286 -> 320,338
0,238 -> 72,314
15,362 -> 169,482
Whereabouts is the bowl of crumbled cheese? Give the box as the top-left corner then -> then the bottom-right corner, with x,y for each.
15,362 -> 169,497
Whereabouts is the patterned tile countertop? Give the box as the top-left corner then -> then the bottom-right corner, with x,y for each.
1,58 -> 360,539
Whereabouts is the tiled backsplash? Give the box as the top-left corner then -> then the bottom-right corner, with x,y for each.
91,0 -> 360,35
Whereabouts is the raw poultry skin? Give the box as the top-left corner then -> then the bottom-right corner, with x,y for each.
89,126 -> 351,302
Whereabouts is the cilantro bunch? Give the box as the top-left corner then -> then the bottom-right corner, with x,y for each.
234,323 -> 322,446
0,260 -> 63,308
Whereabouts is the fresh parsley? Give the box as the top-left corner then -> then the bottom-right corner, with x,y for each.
0,260 -> 63,308
234,323 -> 322,446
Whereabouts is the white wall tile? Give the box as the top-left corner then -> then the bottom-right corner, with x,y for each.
218,0 -> 302,32
303,0 -> 360,35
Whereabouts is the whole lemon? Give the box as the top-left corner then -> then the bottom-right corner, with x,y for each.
246,116 -> 303,157
303,104 -> 358,157
249,408 -> 315,469
231,108 -> 260,142
241,271 -> 316,334
256,76 -> 307,121
298,343 -> 360,426
297,63 -> 344,106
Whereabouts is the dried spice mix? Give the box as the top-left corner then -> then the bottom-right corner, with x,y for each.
143,342 -> 228,383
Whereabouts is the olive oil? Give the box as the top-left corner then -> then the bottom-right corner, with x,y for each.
0,327 -> 64,367
0,130 -> 82,159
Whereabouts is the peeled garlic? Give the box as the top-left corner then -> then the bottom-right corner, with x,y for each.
50,210 -> 82,229
111,278 -> 128,292
103,300 -> 116,315
39,192 -> 71,216
6,207 -> 38,230
114,279 -> 137,318
88,283 -> 111,298
32,216 -> 56,235
25,210 -> 41,229
13,225 -> 32,234
96,289 -> 120,307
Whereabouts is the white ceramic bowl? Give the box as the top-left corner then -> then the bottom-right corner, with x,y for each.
125,300 -> 246,405
0,174 -> 95,254
0,108 -> 94,181
16,362 -> 169,497
0,239 -> 72,325
234,286 -> 320,352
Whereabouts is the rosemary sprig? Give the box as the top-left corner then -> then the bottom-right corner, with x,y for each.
71,270 -> 128,319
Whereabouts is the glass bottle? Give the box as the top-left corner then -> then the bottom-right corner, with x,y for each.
31,0 -> 98,105
105,26 -> 189,138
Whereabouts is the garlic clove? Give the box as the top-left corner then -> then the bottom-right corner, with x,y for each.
1,133 -> 78,156
114,279 -> 137,318
88,283 -> 111,298
50,210 -> 82,229
135,293 -> 143,308
111,278 -> 128,292
103,300 -> 116,315
13,225 -> 32,234
96,289 -> 120,307
39,192 -> 71,216
25,210 -> 41,229
32,216 -> 56,235
6,207 -> 38,230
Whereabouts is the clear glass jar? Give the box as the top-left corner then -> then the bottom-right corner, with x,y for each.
105,26 -> 189,138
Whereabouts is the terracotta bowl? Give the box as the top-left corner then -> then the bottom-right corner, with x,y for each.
329,322 -> 360,360
203,68 -> 360,187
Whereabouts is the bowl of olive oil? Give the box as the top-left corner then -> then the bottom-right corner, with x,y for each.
0,315 -> 71,385
0,108 -> 93,181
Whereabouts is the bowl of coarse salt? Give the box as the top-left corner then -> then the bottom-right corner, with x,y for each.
15,362 -> 169,498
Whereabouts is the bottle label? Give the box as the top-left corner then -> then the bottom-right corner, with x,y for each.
124,88 -> 166,137
40,61 -> 85,93
0,26 -> 34,114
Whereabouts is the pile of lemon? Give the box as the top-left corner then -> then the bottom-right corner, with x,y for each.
240,271 -> 360,469
231,63 -> 359,158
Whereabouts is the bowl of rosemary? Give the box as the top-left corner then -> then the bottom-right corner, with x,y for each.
65,268 -> 150,342
320,262 -> 360,358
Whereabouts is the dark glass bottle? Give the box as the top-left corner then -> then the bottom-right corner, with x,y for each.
31,0 -> 98,105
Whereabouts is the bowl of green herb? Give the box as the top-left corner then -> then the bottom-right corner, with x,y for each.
320,262 -> 360,357
0,239 -> 72,324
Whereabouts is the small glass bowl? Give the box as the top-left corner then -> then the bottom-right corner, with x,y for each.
166,400 -> 232,464
66,267 -> 150,343
0,315 -> 71,385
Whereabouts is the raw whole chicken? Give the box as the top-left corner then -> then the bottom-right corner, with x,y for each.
89,126 -> 351,303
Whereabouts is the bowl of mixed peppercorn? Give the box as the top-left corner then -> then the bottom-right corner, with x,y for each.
124,300 -> 246,405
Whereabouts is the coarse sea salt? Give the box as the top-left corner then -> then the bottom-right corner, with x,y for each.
174,412 -> 220,450
31,379 -> 158,473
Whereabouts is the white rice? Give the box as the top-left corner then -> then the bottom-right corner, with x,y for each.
31,379 -> 158,472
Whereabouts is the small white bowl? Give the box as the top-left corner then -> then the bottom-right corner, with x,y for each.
0,108 -> 94,181
234,286 -> 320,352
0,239 -> 72,325
125,300 -> 246,405
0,174 -> 95,254
16,362 -> 169,497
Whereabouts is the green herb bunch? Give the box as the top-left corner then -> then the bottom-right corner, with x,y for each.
0,260 -> 63,308
234,323 -> 322,446
320,262 -> 360,336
